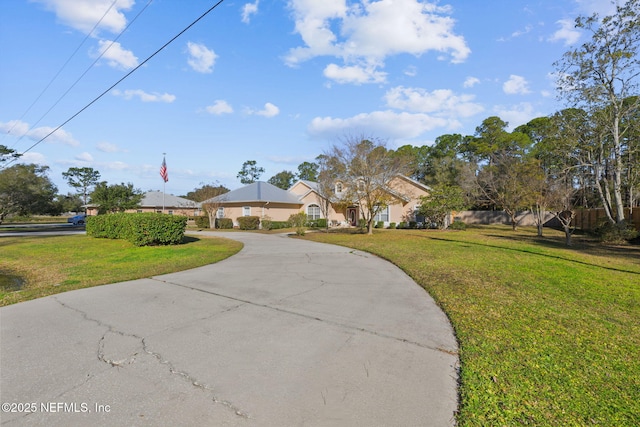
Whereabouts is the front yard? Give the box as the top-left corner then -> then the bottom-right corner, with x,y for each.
302,226 -> 640,426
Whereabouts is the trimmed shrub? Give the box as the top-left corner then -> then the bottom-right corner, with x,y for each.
448,220 -> 467,230
215,218 -> 233,229
374,221 -> 384,228
269,221 -> 290,230
409,221 -> 417,229
195,215 -> 209,228
288,212 -> 307,236
237,216 -> 260,230
389,222 -> 396,229
398,221 -> 406,229
593,220 -> 638,243
87,213 -> 186,246
308,218 -> 327,229
261,216 -> 273,230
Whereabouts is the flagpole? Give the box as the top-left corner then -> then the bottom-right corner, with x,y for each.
162,153 -> 166,213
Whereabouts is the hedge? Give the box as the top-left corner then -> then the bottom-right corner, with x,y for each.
215,218 -> 233,229
86,213 -> 187,246
195,215 -> 210,228
237,216 -> 260,230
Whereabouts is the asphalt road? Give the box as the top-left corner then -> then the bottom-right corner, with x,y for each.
0,231 -> 458,426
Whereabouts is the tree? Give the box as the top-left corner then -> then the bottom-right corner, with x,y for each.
89,182 -> 143,214
554,0 -> 640,224
0,145 -> 20,164
268,170 -> 296,190
324,136 -> 412,235
183,182 -> 229,202
237,160 -> 264,184
476,154 -> 543,230
62,167 -> 101,206
0,164 -> 58,223
297,161 -> 319,181
417,185 -> 468,229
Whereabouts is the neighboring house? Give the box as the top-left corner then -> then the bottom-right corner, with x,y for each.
85,191 -> 201,217
204,176 -> 430,228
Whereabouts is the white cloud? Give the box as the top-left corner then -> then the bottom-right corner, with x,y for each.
285,0 -> 470,83
0,120 -> 79,146
548,19 -> 581,46
404,66 -> 417,77
308,110 -> 450,140
247,102 -> 280,118
575,0 -> 616,17
19,152 -> 47,165
32,0 -> 134,35
493,102 -> 539,130
75,152 -> 94,162
323,63 -> 387,84
463,76 -> 480,88
241,1 -> 260,24
205,100 -> 234,115
511,25 -> 533,38
503,75 -> 531,95
187,42 -> 217,73
0,120 -> 30,137
384,86 -> 484,118
96,142 -> 126,152
112,89 -> 176,103
93,40 -> 138,69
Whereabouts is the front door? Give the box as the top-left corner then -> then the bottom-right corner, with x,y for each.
346,207 -> 358,226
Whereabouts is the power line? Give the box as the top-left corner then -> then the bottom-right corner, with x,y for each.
6,0 -> 154,150
2,0 -> 227,170
3,0 -> 120,145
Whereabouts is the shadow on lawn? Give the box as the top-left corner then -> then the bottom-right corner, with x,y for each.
425,234 -> 640,275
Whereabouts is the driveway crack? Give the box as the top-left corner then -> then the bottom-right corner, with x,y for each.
52,297 -> 251,419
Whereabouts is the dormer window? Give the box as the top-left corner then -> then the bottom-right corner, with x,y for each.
357,180 -> 365,192
335,182 -> 343,193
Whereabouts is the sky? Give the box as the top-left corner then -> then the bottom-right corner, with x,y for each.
0,0 -> 619,197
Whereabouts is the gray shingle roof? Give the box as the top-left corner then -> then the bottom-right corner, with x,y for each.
141,191 -> 199,208
207,181 -> 302,204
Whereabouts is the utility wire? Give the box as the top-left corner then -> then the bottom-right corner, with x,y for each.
4,0 -> 119,145
3,0 -> 227,170
7,0 -> 154,150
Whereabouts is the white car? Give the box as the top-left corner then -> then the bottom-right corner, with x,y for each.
67,214 -> 86,225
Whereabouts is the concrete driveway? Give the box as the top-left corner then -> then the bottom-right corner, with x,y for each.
0,231 -> 458,426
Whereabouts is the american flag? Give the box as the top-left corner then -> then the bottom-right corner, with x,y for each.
160,157 -> 168,182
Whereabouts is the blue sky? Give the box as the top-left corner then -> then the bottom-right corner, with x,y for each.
0,0 -> 618,196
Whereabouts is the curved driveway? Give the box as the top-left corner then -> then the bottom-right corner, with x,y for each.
1,232 -> 458,426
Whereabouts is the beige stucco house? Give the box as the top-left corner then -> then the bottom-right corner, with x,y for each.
204,176 -> 430,228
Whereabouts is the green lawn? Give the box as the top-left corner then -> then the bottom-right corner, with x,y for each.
0,234 -> 243,306
302,226 -> 640,426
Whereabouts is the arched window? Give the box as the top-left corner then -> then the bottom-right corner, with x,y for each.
307,204 -> 321,220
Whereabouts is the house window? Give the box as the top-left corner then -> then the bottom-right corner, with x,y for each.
374,205 -> 389,222
357,180 -> 365,192
335,182 -> 343,193
168,210 -> 174,215
217,207 -> 224,219
243,206 -> 251,216
307,204 -> 321,220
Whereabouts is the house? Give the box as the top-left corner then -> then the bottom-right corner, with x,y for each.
203,176 -> 430,228
85,191 -> 201,217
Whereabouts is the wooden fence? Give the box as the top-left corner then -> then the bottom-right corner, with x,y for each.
572,208 -> 640,231
454,209 -> 640,231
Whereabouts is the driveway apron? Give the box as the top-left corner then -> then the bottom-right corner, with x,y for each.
0,232 -> 458,426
